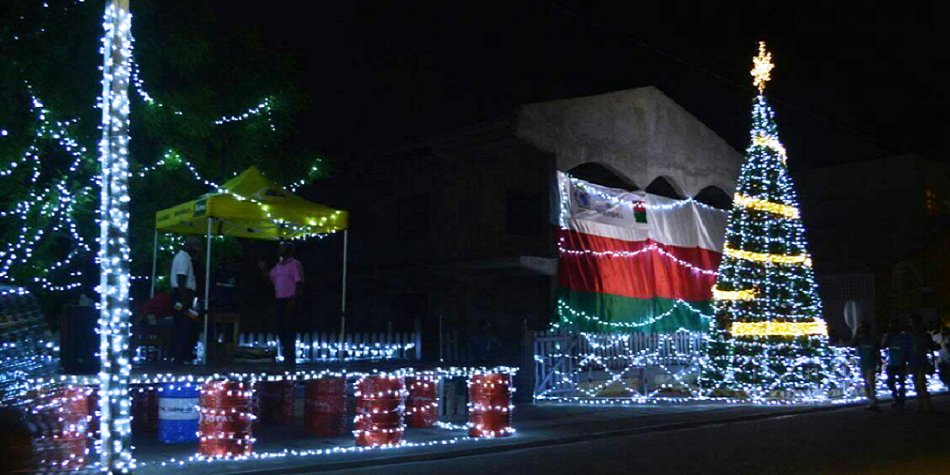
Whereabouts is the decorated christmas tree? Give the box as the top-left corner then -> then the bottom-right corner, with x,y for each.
700,43 -> 832,400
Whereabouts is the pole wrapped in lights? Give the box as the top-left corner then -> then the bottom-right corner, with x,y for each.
97,1 -> 135,472
699,42 -> 834,401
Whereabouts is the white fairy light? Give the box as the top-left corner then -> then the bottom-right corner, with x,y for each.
96,2 -> 135,472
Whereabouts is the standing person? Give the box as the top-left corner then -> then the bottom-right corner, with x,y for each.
852,324 -> 881,411
907,315 -> 936,413
470,320 -> 501,365
881,320 -> 908,408
259,242 -> 305,368
935,325 -> 950,387
170,237 -> 201,364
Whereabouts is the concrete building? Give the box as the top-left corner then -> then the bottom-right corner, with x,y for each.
307,86 -> 742,363
796,153 -> 950,340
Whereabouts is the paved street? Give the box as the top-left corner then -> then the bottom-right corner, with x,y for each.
135,401 -> 802,475
331,396 -> 949,475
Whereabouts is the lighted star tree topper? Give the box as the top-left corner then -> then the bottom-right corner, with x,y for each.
699,42 -> 834,400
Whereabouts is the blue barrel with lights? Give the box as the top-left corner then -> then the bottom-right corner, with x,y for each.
158,383 -> 200,444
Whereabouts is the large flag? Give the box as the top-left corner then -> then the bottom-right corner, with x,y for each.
555,172 -> 728,333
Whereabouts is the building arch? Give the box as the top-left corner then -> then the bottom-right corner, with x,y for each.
645,176 -> 684,200
694,186 -> 732,210
566,162 -> 638,191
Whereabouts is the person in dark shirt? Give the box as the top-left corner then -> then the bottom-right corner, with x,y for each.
851,324 -> 881,411
881,320 -> 909,408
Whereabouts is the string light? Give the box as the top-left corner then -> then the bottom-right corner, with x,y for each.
96,2 -> 134,472
699,42 -> 834,401
711,286 -> 756,301
567,175 -> 728,213
730,320 -> 829,337
733,193 -> 798,218
751,135 -> 787,162
723,244 -> 812,266
558,238 -> 719,276
554,298 -> 712,330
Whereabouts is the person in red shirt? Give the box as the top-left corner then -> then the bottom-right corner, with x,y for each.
139,292 -> 173,321
258,242 -> 305,367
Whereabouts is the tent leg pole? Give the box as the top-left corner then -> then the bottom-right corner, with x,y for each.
150,230 -> 158,298
203,218 -> 213,365
340,230 -> 348,343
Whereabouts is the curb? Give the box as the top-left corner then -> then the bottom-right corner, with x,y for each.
230,401 -> 866,475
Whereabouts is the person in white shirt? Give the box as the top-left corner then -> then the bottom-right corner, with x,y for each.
170,237 -> 201,364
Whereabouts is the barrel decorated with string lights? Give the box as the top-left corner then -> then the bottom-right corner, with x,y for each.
467,373 -> 513,438
354,374 -> 405,446
256,380 -> 295,425
198,380 -> 255,457
405,372 -> 439,428
304,376 -> 347,436
28,386 -> 91,471
158,383 -> 200,444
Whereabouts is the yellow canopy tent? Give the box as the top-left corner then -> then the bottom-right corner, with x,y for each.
155,166 -> 347,240
150,166 -> 350,364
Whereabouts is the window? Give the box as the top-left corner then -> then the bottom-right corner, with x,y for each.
397,193 -> 429,240
506,191 -> 543,236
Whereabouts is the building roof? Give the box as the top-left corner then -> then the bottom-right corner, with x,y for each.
514,86 -> 743,197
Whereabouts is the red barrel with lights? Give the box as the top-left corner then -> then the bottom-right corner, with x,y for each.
354,374 -> 404,446
199,380 -> 254,457
30,386 -> 91,470
257,380 -> 295,425
131,386 -> 159,433
304,377 -> 347,436
467,373 -> 513,438
405,373 -> 439,428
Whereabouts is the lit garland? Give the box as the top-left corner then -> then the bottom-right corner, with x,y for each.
553,298 -> 713,330
730,320 -> 828,337
567,175 -> 728,213
751,135 -> 787,162
711,285 -> 756,301
733,193 -> 798,219
132,59 -> 275,129
558,238 -> 719,276
722,244 -> 812,266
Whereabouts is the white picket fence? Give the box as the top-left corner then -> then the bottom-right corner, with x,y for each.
238,331 -> 421,362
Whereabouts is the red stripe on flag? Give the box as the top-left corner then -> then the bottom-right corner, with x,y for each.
557,229 -> 721,301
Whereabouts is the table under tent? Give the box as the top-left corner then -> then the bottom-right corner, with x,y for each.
149,166 -> 349,364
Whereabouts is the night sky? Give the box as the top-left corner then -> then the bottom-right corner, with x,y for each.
231,1 -> 946,171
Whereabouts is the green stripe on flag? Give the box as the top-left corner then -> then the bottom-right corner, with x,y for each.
555,287 -> 712,333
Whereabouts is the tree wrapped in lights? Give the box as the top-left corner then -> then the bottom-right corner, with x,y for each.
0,0 -> 327,305
700,43 -> 832,400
